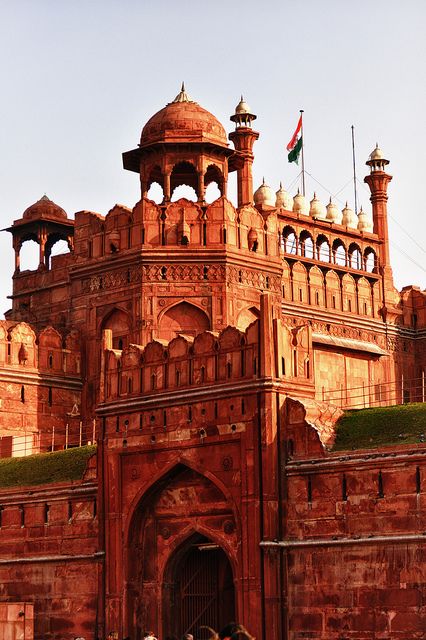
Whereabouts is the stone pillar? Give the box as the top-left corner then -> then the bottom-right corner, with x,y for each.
163,172 -> 171,202
13,238 -> 21,273
197,171 -> 205,203
38,229 -> 47,269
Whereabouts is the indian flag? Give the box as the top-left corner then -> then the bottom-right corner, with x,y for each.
287,115 -> 303,164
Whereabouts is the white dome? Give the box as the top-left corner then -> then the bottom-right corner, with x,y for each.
254,178 -> 275,207
293,189 -> 309,215
326,197 -> 342,223
357,206 -> 374,232
342,202 -> 357,229
369,143 -> 385,161
309,192 -> 327,220
275,182 -> 294,210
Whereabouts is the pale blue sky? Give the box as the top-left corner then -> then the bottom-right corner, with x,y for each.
0,0 -> 425,316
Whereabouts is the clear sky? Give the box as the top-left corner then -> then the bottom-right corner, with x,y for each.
0,0 -> 425,316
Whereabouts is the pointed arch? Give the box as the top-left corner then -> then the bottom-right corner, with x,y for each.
157,301 -> 210,341
309,265 -> 325,306
101,307 -> 131,350
236,306 -> 260,331
292,261 -> 309,303
125,458 -> 239,545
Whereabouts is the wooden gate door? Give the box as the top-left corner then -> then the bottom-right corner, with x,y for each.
177,545 -> 235,639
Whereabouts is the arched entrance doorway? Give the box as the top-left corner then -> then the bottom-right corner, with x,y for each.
126,465 -> 238,640
164,534 -> 235,640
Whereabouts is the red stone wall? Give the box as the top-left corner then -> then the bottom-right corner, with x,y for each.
282,403 -> 426,638
0,478 -> 99,640
287,544 -> 424,638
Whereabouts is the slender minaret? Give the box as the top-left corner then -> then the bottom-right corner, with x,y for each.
364,144 -> 399,318
229,96 -> 259,206
364,144 -> 392,269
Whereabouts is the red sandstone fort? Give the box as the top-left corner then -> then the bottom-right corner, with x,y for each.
0,86 -> 425,640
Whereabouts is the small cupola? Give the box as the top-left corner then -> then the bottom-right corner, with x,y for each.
230,96 -> 257,128
254,178 -> 275,207
309,193 -> 326,220
326,197 -> 342,223
357,206 -> 373,232
275,183 -> 294,210
293,189 -> 309,215
366,143 -> 390,173
342,202 -> 357,229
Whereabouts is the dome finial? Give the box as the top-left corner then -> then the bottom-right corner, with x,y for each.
172,83 -> 194,103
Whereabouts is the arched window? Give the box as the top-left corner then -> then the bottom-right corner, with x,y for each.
46,238 -> 71,269
205,182 -> 221,203
19,238 -> 39,271
349,243 -> 362,270
364,248 -> 377,273
147,165 -> 164,203
204,165 -> 223,203
300,231 -> 314,258
147,181 -> 164,204
282,226 -> 298,254
171,162 -> 198,201
316,235 -> 330,262
332,239 -> 347,266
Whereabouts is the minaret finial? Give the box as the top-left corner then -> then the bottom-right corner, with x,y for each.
181,81 -> 185,92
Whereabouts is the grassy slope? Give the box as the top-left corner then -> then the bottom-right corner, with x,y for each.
333,403 -> 426,451
0,445 -> 96,488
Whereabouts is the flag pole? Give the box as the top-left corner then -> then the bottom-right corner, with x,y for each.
300,110 -> 305,196
351,124 -> 358,215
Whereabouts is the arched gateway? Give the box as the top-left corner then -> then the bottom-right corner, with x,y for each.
163,534 -> 235,639
126,464 -> 237,640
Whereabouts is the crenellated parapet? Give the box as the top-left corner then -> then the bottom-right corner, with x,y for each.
101,299 -> 315,411
0,321 -> 81,375
103,323 -> 259,402
0,321 -> 82,457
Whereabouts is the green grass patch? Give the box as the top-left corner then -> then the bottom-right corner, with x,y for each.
0,445 -> 96,488
333,403 -> 426,451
